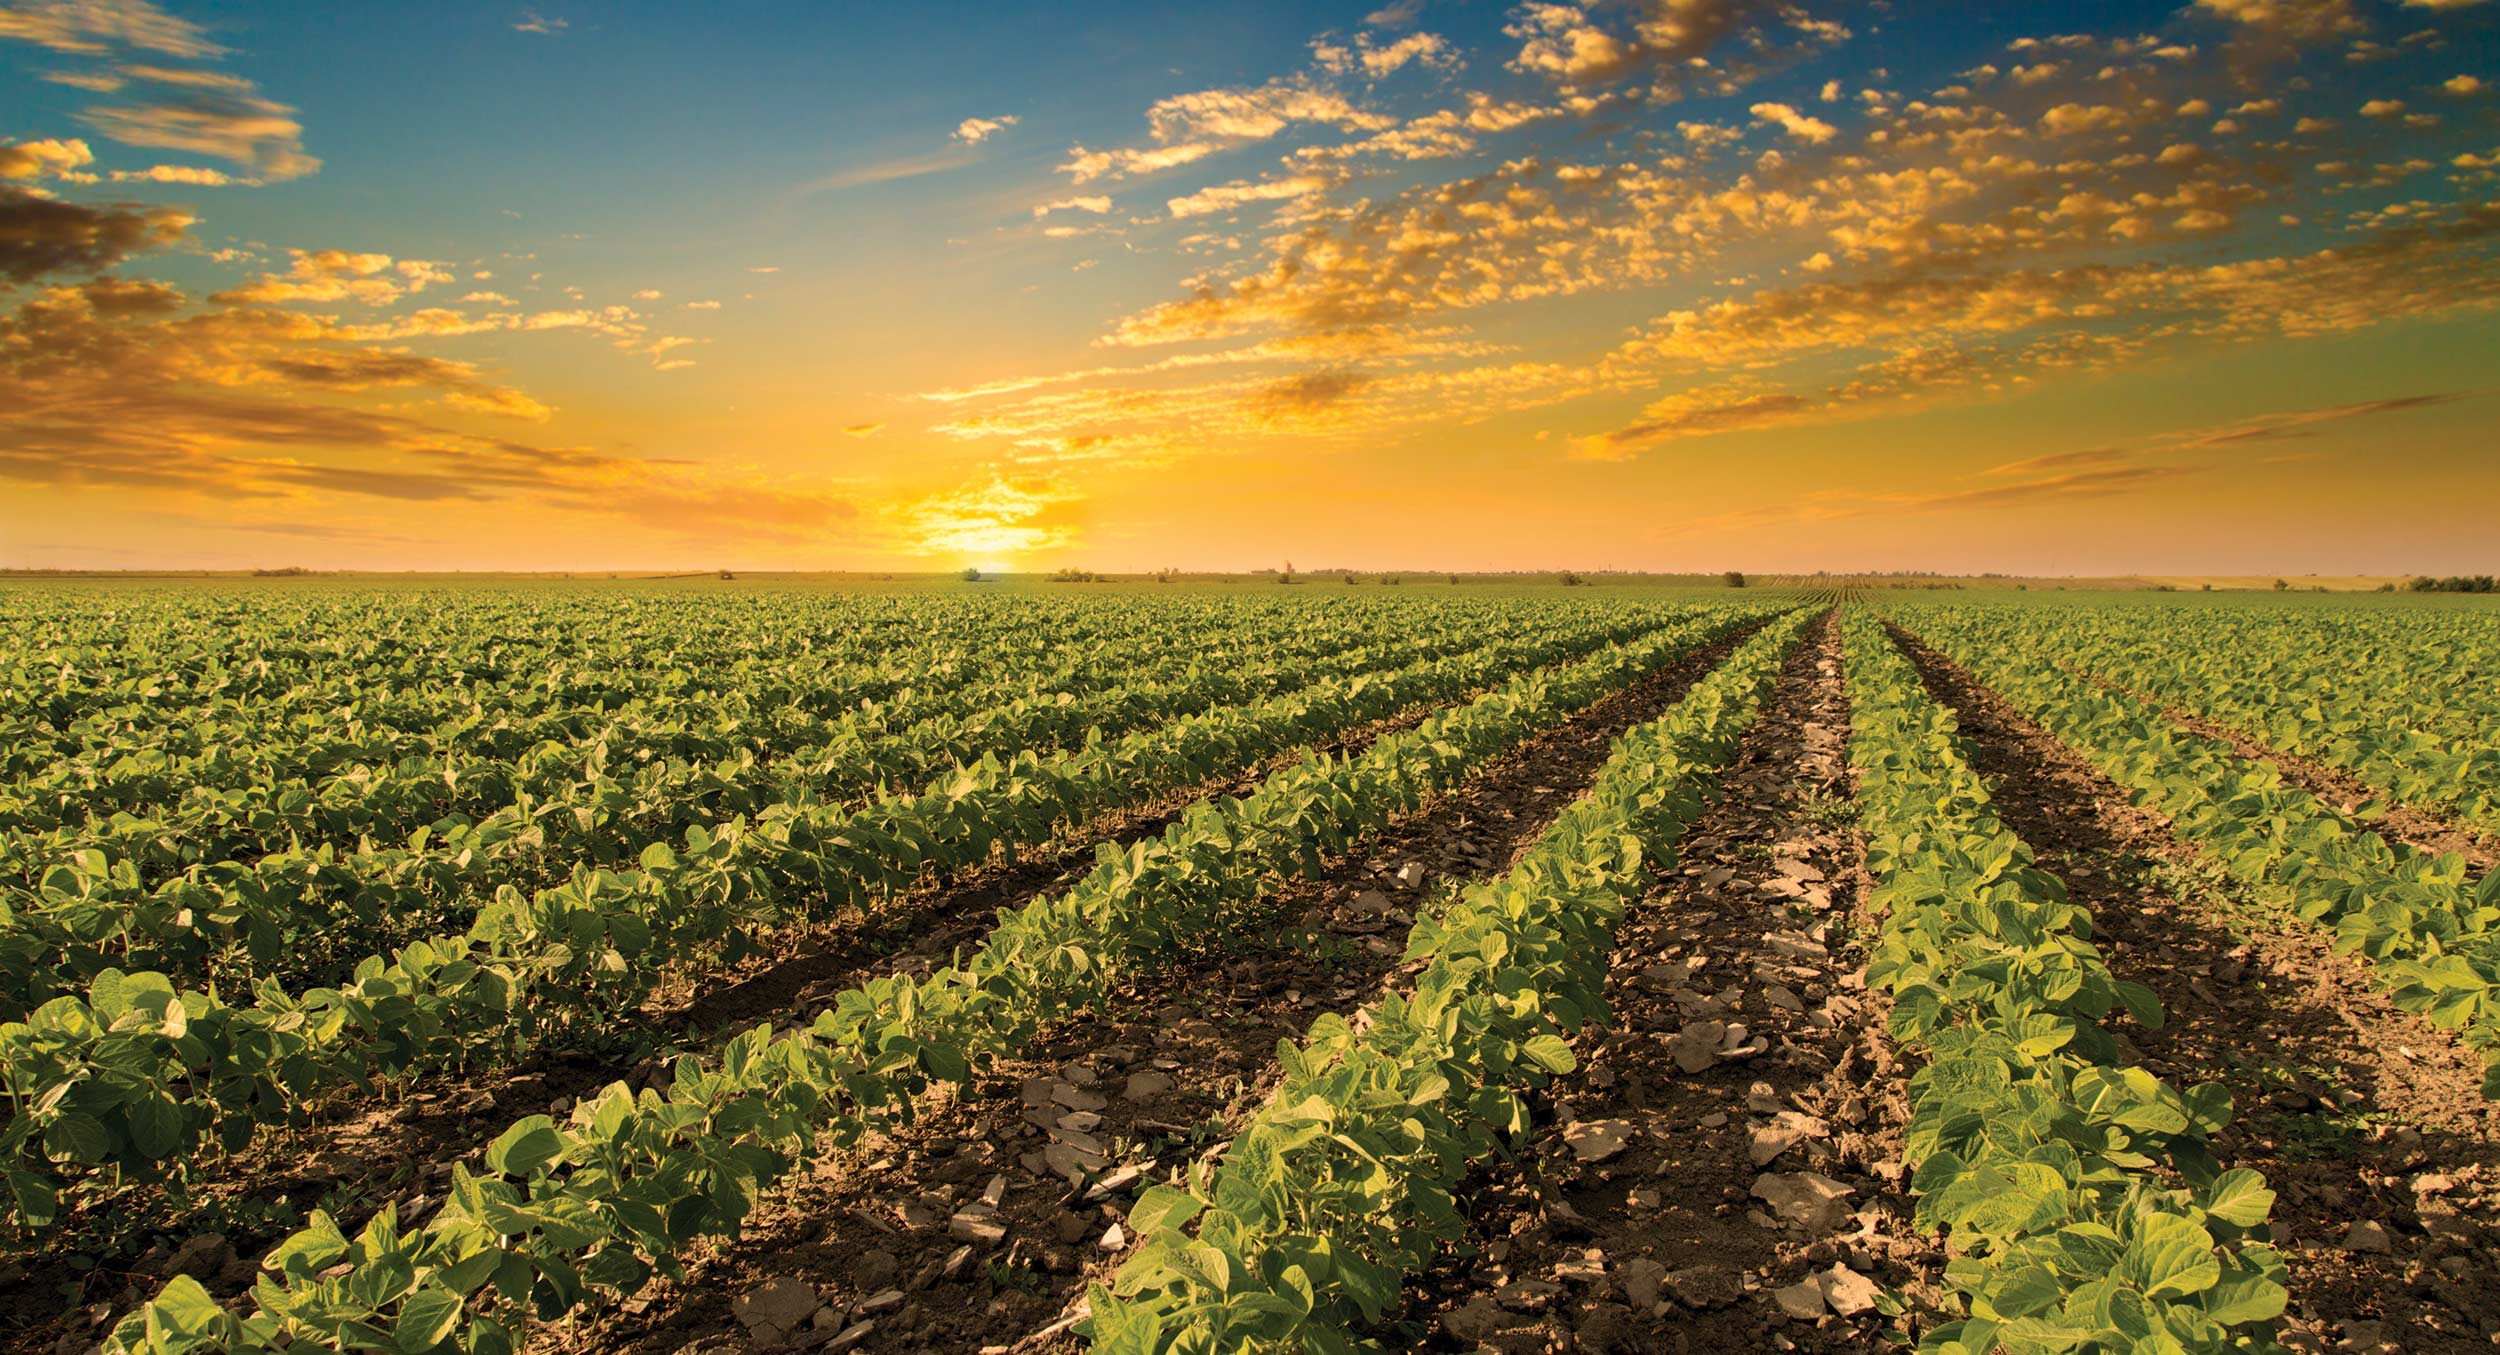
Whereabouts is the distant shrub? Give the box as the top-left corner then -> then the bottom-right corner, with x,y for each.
1722,570 -> 1747,588
959,566 -> 983,582
1558,571 -> 1586,587
2407,575 -> 2497,593
1048,568 -> 1102,583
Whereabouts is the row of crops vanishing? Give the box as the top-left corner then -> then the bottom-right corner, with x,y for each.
1899,593 -> 2500,835
1896,601 -> 2500,1096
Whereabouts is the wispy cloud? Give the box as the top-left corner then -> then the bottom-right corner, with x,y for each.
795,148 -> 974,196
953,115 -> 1019,145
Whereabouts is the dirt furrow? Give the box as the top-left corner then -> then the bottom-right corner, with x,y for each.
1891,624 -> 2500,1355
1392,608 -> 1935,1353
541,622 -> 1780,1355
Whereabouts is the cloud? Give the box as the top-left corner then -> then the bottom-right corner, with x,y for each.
212,249 -> 453,306
1983,447 -> 2130,476
1315,30 -> 1457,78
1506,0 -> 1847,98
2192,0 -> 2363,42
2176,393 -> 2464,447
1033,195 -> 1112,218
1750,101 -> 1837,144
512,10 -> 566,34
79,75 -> 321,181
1166,174 -> 1332,219
0,186 -> 191,283
0,137 -> 95,181
43,68 -> 124,91
796,149 -> 971,194
108,163 -> 233,184
1878,464 -> 2194,513
1060,78 -> 1393,182
0,277 -> 855,540
0,0 -> 224,57
843,422 -> 884,437
954,115 -> 1019,145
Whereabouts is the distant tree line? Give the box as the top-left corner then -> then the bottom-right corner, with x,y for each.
2406,575 -> 2497,593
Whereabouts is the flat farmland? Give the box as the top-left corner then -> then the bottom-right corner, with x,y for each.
2,582 -> 2495,1355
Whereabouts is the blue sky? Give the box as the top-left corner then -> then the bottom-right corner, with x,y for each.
3,0 -> 2496,572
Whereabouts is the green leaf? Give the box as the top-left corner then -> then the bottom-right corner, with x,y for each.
42,1112 -> 112,1164
2128,1211 -> 2221,1300
128,1095 -> 184,1161
1128,1186 -> 1203,1239
1519,1033 -> 1575,1074
2203,1271 -> 2288,1326
395,1285 -> 464,1353
484,1117 -> 564,1178
2203,1168 -> 2275,1228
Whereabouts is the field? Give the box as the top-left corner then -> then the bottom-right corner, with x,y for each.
2,580 -> 2495,1355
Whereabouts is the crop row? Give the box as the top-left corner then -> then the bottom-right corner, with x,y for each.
1089,609 -> 1815,1351
0,615 -> 1546,899
1932,602 -> 2500,833
1,607 -> 1763,1228
1842,611 -> 2286,1353
1,591 -> 1250,787
2,606 -> 1687,1013
88,604 -> 1792,1354
0,603 -> 1532,867
1896,606 -> 2500,1098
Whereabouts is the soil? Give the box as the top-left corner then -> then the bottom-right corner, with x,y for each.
540,619 -> 1781,1355
1890,623 -> 2500,1354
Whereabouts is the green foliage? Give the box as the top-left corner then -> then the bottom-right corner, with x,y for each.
1896,603 -> 2500,1098
87,601 -> 1789,1354
1,604 -> 1727,1227
1840,612 -> 2287,1355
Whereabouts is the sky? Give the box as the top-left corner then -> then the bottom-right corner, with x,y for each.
1,0 -> 2495,575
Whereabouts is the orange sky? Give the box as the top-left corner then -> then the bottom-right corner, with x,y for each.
3,0 -> 2496,574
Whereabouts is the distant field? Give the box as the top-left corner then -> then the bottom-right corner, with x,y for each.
3,582 -> 2494,1355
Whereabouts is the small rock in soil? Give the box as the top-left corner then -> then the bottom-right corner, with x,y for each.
1123,1072 -> 1176,1100
1773,1277 -> 1828,1321
1563,1118 -> 1632,1162
1442,1296 -> 1508,1344
732,1277 -> 822,1337
1753,1171 -> 1855,1236
1618,1258 -> 1668,1311
850,1250 -> 899,1291
1817,1264 -> 1881,1316
1749,1111 -> 1829,1166
1665,1265 -> 1744,1310
2339,1220 -> 2393,1254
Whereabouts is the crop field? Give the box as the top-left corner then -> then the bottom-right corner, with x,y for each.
2,581 -> 2495,1355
